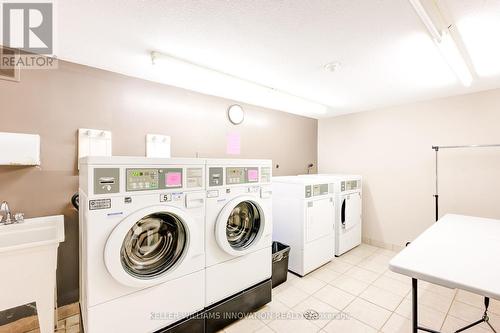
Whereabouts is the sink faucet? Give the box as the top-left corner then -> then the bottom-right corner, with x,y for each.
0,201 -> 24,225
0,201 -> 12,224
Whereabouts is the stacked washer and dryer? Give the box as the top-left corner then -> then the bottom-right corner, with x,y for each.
79,157 -> 273,333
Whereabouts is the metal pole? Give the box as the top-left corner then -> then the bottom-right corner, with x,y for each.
433,146 -> 439,222
431,143 -> 500,222
433,144 -> 500,149
412,278 -> 418,333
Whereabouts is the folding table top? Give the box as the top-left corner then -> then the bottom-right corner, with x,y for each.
390,214 -> 500,299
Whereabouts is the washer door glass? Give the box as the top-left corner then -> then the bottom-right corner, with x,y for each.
226,201 -> 261,249
121,212 -> 186,279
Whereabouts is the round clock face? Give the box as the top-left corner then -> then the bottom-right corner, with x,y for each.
227,104 -> 244,125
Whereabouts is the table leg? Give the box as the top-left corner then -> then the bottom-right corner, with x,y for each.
412,278 -> 418,333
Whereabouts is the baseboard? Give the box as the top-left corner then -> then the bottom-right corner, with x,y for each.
362,237 -> 404,252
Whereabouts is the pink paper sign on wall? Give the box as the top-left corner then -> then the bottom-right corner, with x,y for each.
226,132 -> 241,155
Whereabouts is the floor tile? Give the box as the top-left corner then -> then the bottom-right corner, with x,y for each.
292,296 -> 340,328
274,284 -> 310,308
328,275 -> 370,296
441,315 -> 492,333
448,300 -> 485,323
420,281 -> 456,299
381,313 -> 411,333
324,260 -> 353,274
359,285 -> 405,311
344,297 -> 392,330
224,315 -> 265,333
455,289 -> 493,312
348,245 -> 378,259
254,299 -> 290,324
308,266 -> 341,283
373,275 -> 411,297
375,248 -> 398,258
313,285 -> 356,310
290,275 -> 327,295
254,326 -> 274,333
404,288 -> 454,313
337,252 -> 365,265
323,314 -> 377,333
395,298 -> 447,329
267,311 -> 320,333
344,266 -> 381,284
382,269 -> 411,284
356,257 -> 388,274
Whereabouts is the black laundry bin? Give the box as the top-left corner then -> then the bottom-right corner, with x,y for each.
271,241 -> 290,288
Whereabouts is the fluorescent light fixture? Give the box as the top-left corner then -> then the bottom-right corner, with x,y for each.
436,31 -> 473,86
457,15 -> 500,77
150,51 -> 328,116
408,0 -> 473,86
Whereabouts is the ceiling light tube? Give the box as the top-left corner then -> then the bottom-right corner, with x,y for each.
408,0 -> 443,42
150,51 -> 328,116
437,31 -> 473,86
408,0 -> 473,86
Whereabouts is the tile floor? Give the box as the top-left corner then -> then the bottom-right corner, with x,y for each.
220,243 -> 500,333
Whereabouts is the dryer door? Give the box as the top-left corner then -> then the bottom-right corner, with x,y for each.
305,197 -> 335,242
342,192 -> 362,230
215,195 -> 269,256
104,205 -> 194,287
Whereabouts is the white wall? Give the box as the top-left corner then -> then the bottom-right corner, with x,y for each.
318,88 -> 500,249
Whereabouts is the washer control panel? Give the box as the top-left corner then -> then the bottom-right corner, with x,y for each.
226,167 -> 259,185
126,168 -> 183,191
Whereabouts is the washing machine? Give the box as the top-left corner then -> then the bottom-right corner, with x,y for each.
272,176 -> 336,276
299,174 -> 362,256
79,156 -> 206,333
204,159 -> 272,329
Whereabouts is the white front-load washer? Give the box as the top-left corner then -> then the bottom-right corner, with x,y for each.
299,174 -> 362,256
79,157 -> 206,333
272,176 -> 336,276
204,159 -> 273,307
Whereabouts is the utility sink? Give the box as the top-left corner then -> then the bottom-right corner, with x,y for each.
0,215 -> 64,253
0,215 -> 65,333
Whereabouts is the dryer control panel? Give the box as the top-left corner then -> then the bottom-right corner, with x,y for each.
341,180 -> 361,192
305,183 -> 330,198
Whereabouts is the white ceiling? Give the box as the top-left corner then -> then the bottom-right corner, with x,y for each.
56,0 -> 500,118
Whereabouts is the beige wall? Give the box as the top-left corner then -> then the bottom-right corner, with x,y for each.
318,89 -> 500,249
0,60 -> 317,305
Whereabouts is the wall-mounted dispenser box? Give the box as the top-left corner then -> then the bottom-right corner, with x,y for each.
146,134 -> 171,158
0,132 -> 41,165
78,128 -> 112,159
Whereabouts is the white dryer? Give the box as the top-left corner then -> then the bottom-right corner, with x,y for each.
299,174 -> 362,256
204,159 -> 273,307
79,157 -> 206,333
272,176 -> 335,276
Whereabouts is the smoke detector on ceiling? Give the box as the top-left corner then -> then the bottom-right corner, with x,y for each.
324,62 -> 341,72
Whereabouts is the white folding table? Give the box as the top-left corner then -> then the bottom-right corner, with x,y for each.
389,214 -> 500,333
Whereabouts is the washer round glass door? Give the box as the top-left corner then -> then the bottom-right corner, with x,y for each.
121,212 -> 186,279
226,201 -> 261,249
105,205 -> 193,287
215,196 -> 267,256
